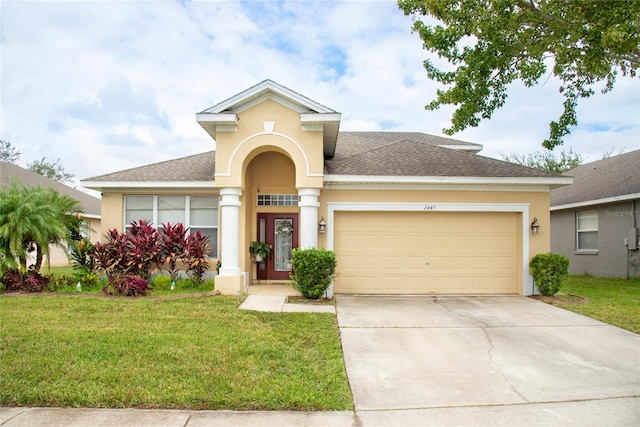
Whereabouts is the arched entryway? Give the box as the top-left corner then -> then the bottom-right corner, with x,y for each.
245,151 -> 300,282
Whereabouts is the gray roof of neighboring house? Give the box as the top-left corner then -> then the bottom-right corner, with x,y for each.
0,162 -> 101,217
82,132 -> 559,184
551,149 -> 640,207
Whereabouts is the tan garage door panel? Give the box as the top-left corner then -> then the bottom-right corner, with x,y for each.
333,211 -> 520,294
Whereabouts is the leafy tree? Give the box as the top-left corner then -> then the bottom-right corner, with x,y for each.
27,157 -> 75,183
399,0 -> 640,149
0,184 -> 81,274
0,140 -> 21,164
502,148 -> 583,173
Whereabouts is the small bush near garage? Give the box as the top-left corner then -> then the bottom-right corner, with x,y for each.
529,252 -> 570,296
290,248 -> 336,299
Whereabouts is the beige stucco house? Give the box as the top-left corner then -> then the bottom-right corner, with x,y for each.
82,80 -> 571,296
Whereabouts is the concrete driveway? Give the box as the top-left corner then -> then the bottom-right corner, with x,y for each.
336,295 -> 640,426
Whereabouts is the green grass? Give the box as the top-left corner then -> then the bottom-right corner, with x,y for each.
41,265 -> 76,277
0,296 -> 353,410
39,266 -> 215,296
556,275 -> 640,333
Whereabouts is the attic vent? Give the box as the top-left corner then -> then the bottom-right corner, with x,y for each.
257,194 -> 298,207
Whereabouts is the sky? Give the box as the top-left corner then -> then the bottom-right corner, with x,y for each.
2,0 -> 639,195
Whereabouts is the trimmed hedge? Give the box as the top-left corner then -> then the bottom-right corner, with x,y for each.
529,252 -> 570,296
290,248 -> 336,299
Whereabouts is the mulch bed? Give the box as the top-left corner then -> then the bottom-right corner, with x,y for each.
529,293 -> 589,305
0,290 -> 221,299
286,296 -> 334,305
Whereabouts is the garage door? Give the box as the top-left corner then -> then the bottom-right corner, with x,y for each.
333,211 -> 521,294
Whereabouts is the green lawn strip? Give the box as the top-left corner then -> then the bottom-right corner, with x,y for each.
0,296 -> 352,410
41,266 -> 216,296
556,276 -> 640,333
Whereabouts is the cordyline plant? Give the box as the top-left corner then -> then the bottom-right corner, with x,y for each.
92,220 -> 161,279
157,222 -> 188,284
184,231 -> 211,283
91,220 -> 211,286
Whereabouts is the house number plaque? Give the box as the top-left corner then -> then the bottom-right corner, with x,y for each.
423,204 -> 436,211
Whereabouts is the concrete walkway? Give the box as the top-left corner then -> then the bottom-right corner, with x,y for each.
239,294 -> 336,313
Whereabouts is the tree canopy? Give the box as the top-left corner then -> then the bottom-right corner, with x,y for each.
0,140 -> 21,164
502,148 -> 583,173
399,0 -> 640,149
27,157 -> 75,184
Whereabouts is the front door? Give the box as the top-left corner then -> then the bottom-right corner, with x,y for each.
256,213 -> 298,280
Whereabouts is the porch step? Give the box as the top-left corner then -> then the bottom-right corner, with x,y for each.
248,283 -> 301,296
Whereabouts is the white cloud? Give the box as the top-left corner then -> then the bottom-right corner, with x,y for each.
1,0 -> 638,189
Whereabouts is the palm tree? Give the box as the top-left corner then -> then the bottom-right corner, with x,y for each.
0,183 -> 81,273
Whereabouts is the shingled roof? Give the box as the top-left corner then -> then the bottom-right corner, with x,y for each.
551,149 -> 640,208
325,132 -> 557,178
83,151 -> 216,182
82,132 -> 562,187
0,162 -> 101,217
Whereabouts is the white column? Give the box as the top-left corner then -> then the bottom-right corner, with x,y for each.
298,188 -> 320,249
219,187 -> 242,276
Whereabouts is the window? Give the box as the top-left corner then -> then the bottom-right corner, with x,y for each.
124,196 -> 219,257
576,211 -> 598,251
257,194 -> 298,206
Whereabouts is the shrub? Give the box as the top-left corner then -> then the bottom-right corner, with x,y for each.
290,248 -> 336,299
102,274 -> 149,297
529,252 -> 570,296
92,220 -> 161,279
126,220 -> 162,279
157,222 -> 188,282
48,274 -> 76,292
1,267 -> 50,293
184,231 -> 211,283
69,238 -> 96,273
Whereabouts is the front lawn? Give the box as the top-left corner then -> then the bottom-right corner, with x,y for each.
0,295 -> 352,410
555,275 -> 640,333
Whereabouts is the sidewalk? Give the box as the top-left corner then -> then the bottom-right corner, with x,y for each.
1,407 -> 355,427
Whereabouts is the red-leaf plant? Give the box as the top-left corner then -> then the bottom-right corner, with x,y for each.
127,220 -> 161,279
92,220 -> 161,280
157,222 -> 188,284
184,231 -> 211,283
102,274 -> 149,297
92,229 -> 130,278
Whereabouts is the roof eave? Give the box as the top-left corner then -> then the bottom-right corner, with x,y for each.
196,113 -> 239,139
324,175 -> 573,187
437,144 -> 483,153
300,113 -> 342,157
551,192 -> 640,211
80,181 -> 216,191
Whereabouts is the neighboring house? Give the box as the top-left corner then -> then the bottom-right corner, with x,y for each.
0,161 -> 102,267
550,150 -> 640,278
81,80 -> 570,296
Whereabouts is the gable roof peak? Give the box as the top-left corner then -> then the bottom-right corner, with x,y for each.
200,79 -> 337,114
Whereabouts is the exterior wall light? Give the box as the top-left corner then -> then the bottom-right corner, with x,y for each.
531,217 -> 540,234
318,217 -> 326,234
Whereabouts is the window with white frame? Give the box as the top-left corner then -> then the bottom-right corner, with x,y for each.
257,194 -> 298,206
576,211 -> 598,251
124,196 -> 218,257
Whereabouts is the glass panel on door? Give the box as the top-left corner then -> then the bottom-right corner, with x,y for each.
274,219 -> 293,271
